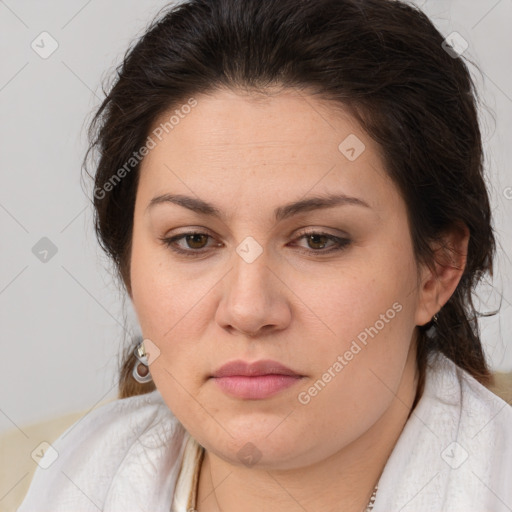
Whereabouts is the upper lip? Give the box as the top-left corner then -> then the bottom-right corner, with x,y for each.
211,359 -> 302,378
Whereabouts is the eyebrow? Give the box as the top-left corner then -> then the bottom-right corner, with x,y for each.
145,192 -> 371,222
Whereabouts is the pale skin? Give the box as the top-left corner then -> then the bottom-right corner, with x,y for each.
128,87 -> 469,512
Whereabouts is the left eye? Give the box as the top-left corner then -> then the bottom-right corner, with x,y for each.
295,233 -> 339,251
159,231 -> 351,256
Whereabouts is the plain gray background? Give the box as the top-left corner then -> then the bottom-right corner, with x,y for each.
1,0 -> 511,436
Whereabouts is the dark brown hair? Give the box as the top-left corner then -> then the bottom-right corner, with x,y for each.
82,0 -> 497,403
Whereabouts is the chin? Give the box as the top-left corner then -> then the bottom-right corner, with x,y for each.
203,428 -> 306,469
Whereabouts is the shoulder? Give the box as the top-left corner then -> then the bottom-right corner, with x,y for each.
373,351 -> 512,512
427,351 -> 512,435
429,353 -> 512,506
17,390 -> 187,512
47,389 -> 185,459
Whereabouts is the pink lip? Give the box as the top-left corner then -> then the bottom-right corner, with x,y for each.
210,359 -> 303,400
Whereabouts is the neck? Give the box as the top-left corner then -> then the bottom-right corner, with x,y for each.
196,347 -> 419,512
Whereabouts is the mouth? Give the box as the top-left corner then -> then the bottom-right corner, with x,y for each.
210,359 -> 304,400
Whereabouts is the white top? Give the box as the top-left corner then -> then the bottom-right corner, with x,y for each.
17,351 -> 512,512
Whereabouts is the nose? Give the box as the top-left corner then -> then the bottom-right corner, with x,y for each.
215,247 -> 291,337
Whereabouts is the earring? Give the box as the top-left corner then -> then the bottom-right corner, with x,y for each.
425,312 -> 439,339
132,341 -> 153,383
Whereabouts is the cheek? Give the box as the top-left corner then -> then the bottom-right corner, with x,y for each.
129,236 -> 213,396
291,289 -> 416,455
130,226 -> 185,333
310,244 -> 416,347
298,241 -> 418,400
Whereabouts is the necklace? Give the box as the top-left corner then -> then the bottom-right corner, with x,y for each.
200,448 -> 379,512
366,485 -> 378,511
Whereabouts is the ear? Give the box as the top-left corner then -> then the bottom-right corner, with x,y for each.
414,222 -> 470,326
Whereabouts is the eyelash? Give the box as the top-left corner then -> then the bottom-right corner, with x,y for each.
159,230 -> 351,257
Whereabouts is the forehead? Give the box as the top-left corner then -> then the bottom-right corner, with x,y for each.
148,87 -> 366,157
138,87 -> 398,218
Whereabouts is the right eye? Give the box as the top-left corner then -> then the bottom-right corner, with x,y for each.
159,231 -> 223,256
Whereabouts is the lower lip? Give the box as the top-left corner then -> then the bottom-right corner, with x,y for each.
212,375 -> 303,399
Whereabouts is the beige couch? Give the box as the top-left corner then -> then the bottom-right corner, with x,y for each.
2,377 -> 511,512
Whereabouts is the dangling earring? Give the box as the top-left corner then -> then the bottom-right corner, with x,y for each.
425,312 -> 439,338
132,341 -> 153,383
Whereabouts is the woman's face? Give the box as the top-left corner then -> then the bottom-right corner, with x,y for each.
130,87 -> 429,469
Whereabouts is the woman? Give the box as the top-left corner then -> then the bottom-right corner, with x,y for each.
17,0 -> 512,511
